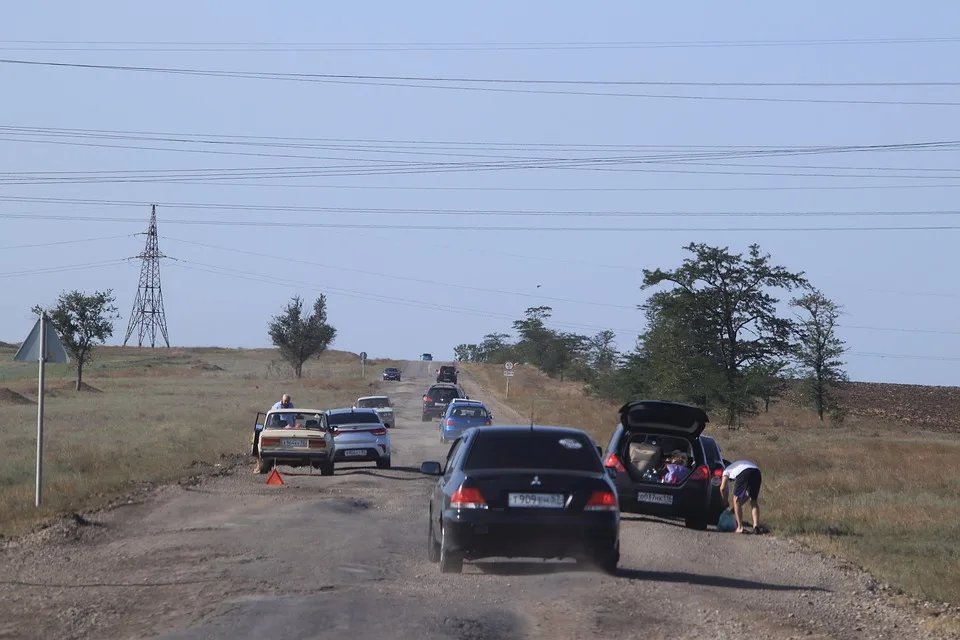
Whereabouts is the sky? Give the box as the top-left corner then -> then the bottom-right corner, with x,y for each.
2,1 -> 960,385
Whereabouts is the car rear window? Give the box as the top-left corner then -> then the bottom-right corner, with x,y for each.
430,387 -> 459,401
327,411 -> 382,425
463,432 -> 602,472
451,406 -> 488,418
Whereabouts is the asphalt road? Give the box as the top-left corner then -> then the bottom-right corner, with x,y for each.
0,360 -> 950,639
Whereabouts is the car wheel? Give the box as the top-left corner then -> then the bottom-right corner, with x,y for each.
595,541 -> 620,575
320,460 -> 335,476
684,514 -> 709,530
377,457 -> 391,470
439,524 -> 463,574
427,516 -> 441,563
257,458 -> 272,474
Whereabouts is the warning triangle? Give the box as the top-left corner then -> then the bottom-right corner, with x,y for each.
266,468 -> 285,486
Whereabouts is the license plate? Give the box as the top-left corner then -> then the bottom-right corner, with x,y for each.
637,492 -> 673,505
508,493 -> 565,508
344,449 -> 366,456
280,439 -> 307,447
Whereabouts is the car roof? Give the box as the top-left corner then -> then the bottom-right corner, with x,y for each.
268,408 -> 324,414
326,407 -> 379,415
468,424 -> 587,438
383,367 -> 399,370
450,399 -> 483,405
356,395 -> 389,400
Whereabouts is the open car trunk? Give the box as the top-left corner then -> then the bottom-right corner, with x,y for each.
622,433 -> 698,484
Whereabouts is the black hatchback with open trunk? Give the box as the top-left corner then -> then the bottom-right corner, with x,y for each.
602,400 -> 715,530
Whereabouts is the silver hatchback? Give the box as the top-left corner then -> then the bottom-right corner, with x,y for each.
324,408 -> 392,470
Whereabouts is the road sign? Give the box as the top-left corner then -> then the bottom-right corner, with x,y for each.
14,315 -> 69,364
504,362 -> 514,370
360,351 -> 367,362
13,312 -> 69,508
503,370 -> 514,377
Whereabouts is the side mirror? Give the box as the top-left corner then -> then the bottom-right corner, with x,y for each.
420,461 -> 442,476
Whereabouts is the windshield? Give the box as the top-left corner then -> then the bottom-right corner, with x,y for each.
450,405 -> 489,419
463,431 -> 602,472
327,411 -> 382,426
265,412 -> 323,429
357,398 -> 390,408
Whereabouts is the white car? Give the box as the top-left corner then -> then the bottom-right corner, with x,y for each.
325,408 -> 391,469
353,395 -> 395,428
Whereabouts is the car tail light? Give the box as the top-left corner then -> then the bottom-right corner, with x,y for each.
450,486 -> 487,509
604,453 -> 626,473
260,438 -> 279,446
712,468 -> 723,478
689,465 -> 709,481
483,419 -> 491,426
371,428 -> 387,436
445,419 -> 454,426
423,396 -> 432,402
584,490 -> 618,511
308,439 -> 326,448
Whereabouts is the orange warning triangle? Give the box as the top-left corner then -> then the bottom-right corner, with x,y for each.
266,468 -> 285,485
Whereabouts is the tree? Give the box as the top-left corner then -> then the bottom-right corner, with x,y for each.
512,306 -> 556,367
267,295 -> 337,378
641,243 -> 809,426
587,330 -> 618,373
791,290 -> 848,421
33,289 -> 120,391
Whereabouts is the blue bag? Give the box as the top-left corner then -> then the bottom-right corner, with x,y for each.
717,508 -> 738,532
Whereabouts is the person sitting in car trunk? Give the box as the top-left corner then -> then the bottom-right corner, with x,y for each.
660,450 -> 691,484
720,460 -> 762,534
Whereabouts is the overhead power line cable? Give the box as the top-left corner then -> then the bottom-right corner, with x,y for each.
5,59 -> 960,106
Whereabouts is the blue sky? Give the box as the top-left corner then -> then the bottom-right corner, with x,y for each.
2,2 -> 960,385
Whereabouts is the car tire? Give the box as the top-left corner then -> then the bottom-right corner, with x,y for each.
320,460 -> 335,476
257,458 -> 272,474
684,514 -> 709,530
377,457 -> 391,470
439,524 -> 463,574
595,542 -> 620,575
427,516 -> 441,563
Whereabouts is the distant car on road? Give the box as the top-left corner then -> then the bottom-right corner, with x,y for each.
420,424 -> 620,574
421,353 -> 433,361
251,408 -> 334,476
436,364 -> 458,384
353,395 -> 395,428
602,400 -> 714,529
421,383 -> 468,421
324,407 -> 391,470
382,367 -> 401,381
440,399 -> 492,443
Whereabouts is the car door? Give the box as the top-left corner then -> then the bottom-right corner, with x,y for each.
432,437 -> 464,521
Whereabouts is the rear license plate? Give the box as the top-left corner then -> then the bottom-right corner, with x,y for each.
344,449 -> 366,457
508,493 -> 565,508
637,492 -> 673,505
280,439 -> 307,447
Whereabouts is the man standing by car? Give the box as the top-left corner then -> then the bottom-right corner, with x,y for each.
272,394 -> 294,411
720,460 -> 762,534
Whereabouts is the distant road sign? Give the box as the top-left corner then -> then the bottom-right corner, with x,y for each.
503,370 -> 514,377
504,362 -> 514,370
360,351 -> 367,362
15,315 -> 69,364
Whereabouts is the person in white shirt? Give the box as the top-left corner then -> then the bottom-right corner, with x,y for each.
720,460 -> 762,534
272,394 -> 294,411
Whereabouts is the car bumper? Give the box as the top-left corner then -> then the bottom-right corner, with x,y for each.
442,511 -> 619,560
258,450 -> 331,464
423,406 -> 447,416
614,480 -> 710,518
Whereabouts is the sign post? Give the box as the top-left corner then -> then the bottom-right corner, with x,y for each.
14,312 -> 69,507
360,351 -> 367,378
503,362 -> 515,398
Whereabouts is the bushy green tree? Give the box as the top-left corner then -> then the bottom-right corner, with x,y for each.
268,295 -> 336,378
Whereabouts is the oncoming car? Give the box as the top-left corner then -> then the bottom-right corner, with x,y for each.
420,425 -> 620,574
251,408 -> 334,475
440,399 -> 492,443
603,400 -> 714,529
421,353 -> 433,361
382,367 -> 401,382
354,395 -> 395,428
325,408 -> 392,469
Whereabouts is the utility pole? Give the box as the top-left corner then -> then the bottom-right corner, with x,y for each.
124,205 -> 171,348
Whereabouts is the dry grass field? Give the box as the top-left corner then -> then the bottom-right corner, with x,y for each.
0,344 -> 399,536
463,362 -> 960,609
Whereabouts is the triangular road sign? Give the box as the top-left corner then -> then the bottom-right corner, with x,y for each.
14,315 -> 69,364
265,468 -> 285,486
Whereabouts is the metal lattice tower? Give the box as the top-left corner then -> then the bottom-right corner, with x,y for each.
123,205 -> 170,347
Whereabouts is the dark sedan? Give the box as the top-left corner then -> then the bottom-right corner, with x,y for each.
382,367 -> 401,381
420,425 -> 620,574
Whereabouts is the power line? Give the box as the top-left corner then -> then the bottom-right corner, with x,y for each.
3,36 -> 960,51
0,234 -> 137,251
6,212 -> 960,232
0,259 -> 130,278
5,58 -> 960,106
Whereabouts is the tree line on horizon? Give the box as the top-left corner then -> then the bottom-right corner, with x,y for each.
453,242 -> 848,426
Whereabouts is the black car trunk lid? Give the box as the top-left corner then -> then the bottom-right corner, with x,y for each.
464,469 -> 608,513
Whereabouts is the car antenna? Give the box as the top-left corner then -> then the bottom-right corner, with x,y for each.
529,397 -> 535,429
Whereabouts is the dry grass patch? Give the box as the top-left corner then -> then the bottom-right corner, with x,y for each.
462,362 -> 960,607
0,346 -> 401,536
